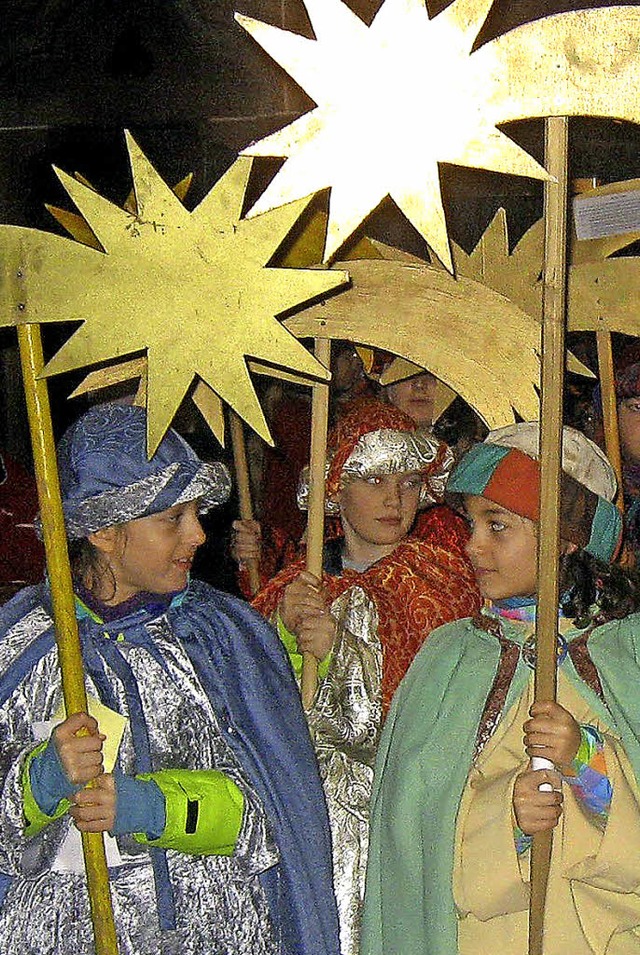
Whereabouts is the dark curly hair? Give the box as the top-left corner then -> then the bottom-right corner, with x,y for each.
560,549 -> 640,628
67,536 -> 119,602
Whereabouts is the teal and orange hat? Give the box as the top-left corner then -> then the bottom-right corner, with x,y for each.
447,422 -> 622,564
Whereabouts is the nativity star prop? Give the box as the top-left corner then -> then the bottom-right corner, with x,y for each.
236,0 -> 640,270
0,131 -> 348,452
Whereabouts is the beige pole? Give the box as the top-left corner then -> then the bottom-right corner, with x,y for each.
302,338 -> 332,710
229,411 -> 261,596
596,332 -> 624,512
528,115 -> 569,955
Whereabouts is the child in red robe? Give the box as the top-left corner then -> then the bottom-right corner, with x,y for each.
252,400 -> 482,955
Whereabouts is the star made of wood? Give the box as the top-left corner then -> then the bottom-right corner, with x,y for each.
237,0 -> 640,271
0,132 -> 349,452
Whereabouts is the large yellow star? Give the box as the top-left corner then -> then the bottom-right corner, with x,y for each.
237,0 -> 640,270
0,132 -> 348,452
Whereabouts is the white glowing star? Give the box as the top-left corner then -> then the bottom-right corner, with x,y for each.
237,0 -> 640,270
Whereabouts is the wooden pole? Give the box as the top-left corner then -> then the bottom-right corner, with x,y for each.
302,338 -> 331,710
529,115 -> 569,955
596,331 -> 624,512
16,321 -> 119,955
229,411 -> 261,596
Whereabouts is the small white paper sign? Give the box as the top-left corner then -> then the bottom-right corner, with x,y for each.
573,190 -> 640,240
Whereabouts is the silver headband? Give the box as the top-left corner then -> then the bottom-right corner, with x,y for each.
297,428 -> 452,514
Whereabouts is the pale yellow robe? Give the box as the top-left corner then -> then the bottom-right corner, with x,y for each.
454,674 -> 640,954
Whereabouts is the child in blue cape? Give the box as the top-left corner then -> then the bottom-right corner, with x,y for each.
362,422 -> 640,955
0,402 -> 340,955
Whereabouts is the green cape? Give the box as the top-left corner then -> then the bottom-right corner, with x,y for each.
361,613 -> 640,955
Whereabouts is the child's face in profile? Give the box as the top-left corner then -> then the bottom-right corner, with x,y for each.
463,495 -> 538,602
92,499 -> 206,603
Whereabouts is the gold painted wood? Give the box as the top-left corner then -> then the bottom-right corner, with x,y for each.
447,212 -> 545,324
568,259 -> 640,335
73,177 -> 640,442
447,206 -> 640,342
191,382 -> 225,446
9,245 -> 118,954
69,358 -> 146,396
529,115 -> 569,955
284,258 -> 590,429
237,0 -> 640,269
302,338 -> 332,710
46,172 -> 194,251
61,170 -> 640,445
0,134 -> 348,455
72,358 -> 328,446
280,206 -> 382,269
45,203 -> 103,250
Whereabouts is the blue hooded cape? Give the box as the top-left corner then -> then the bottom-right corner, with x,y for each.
0,578 -> 340,955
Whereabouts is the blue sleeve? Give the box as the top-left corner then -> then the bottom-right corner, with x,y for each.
28,738 -> 79,815
111,772 -> 166,839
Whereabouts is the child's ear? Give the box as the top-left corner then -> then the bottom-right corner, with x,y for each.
88,526 -> 121,557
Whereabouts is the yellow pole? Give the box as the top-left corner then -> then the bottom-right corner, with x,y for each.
229,411 -> 261,596
302,338 -> 331,710
529,115 -> 568,955
13,260 -> 119,955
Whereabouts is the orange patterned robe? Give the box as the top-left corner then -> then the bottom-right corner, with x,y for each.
253,538 -> 481,955
252,536 -> 481,714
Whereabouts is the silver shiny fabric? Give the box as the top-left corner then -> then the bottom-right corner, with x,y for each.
307,586 -> 383,955
342,429 -> 441,484
298,428 -> 453,515
58,461 -> 232,540
52,403 -> 232,540
0,605 -> 279,955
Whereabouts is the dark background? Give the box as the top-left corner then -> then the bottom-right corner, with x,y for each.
1,0 -> 639,456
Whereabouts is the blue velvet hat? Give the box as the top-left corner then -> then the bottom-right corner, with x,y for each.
56,403 -> 231,539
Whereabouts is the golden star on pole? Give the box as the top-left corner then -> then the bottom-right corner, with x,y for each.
0,132 -> 349,452
236,0 -> 640,271
444,205 -> 640,340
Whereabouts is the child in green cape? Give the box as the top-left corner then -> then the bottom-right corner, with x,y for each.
362,422 -> 640,955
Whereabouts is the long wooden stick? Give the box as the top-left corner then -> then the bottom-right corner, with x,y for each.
229,411 -> 261,595
16,322 -> 119,955
302,338 -> 332,710
529,115 -> 569,955
596,331 -> 624,512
